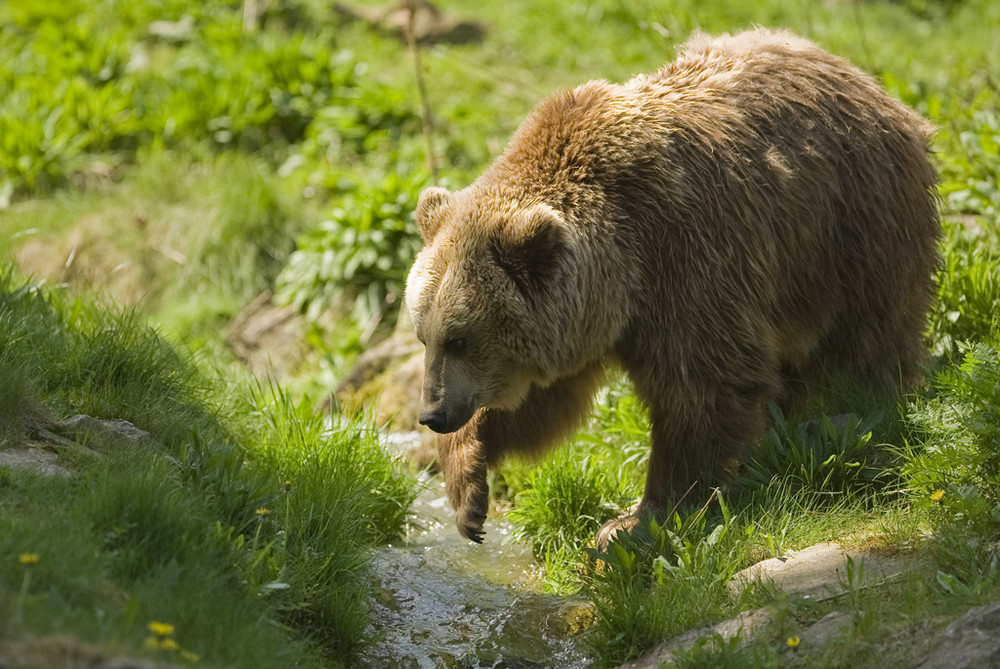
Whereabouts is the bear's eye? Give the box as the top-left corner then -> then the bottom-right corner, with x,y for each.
444,337 -> 467,354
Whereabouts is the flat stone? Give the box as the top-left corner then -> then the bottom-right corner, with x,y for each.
613,542 -> 916,669
34,428 -> 76,448
616,607 -> 772,669
917,601 -> 1000,668
728,542 -> 908,601
0,445 -> 72,478
56,414 -> 150,445
799,610 -> 851,648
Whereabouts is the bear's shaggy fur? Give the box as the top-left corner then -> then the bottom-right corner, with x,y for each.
405,28 -> 940,543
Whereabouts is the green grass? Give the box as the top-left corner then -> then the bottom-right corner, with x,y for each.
506,446 -> 632,563
0,272 -> 417,666
494,364 -> 1000,666
495,349 -> 1000,666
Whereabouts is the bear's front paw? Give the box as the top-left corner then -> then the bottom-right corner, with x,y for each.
454,473 -> 490,543
455,504 -> 488,543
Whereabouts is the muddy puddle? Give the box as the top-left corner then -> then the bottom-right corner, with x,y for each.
360,439 -> 595,668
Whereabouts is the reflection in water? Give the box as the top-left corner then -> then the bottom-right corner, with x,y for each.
360,471 -> 594,668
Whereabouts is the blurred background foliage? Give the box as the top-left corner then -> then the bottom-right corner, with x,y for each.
1,0 -> 997,367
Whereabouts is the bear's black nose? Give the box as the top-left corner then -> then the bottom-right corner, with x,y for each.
419,410 -> 449,434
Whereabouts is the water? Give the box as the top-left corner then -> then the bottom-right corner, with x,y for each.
360,460 -> 595,669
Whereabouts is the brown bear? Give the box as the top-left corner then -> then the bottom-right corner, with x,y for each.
405,28 -> 940,543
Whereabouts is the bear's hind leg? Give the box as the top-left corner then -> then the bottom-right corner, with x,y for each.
437,361 -> 605,542
597,373 -> 777,548
642,383 -> 771,506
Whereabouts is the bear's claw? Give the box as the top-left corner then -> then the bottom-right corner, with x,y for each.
456,508 -> 487,543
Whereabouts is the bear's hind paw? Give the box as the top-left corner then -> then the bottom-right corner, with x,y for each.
595,514 -> 642,552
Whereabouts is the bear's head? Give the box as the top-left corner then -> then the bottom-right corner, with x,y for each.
405,185 -> 572,433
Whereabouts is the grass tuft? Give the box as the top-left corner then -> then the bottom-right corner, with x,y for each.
0,273 -> 418,665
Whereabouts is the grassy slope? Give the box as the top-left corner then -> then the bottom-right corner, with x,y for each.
0,273 -> 417,666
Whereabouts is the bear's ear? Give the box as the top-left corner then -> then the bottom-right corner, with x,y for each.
494,204 -> 568,295
415,186 -> 452,243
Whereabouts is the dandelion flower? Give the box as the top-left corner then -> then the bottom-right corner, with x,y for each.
145,635 -> 180,651
931,489 -> 945,503
255,507 -> 270,517
787,636 -> 801,650
18,553 -> 40,565
148,621 -> 175,637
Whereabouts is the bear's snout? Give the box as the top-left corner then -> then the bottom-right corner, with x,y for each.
418,399 -> 476,434
418,408 -> 452,433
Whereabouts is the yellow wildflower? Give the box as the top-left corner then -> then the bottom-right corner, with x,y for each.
145,637 -> 180,651
147,621 -> 175,637
787,636 -> 801,650
181,650 -> 201,662
18,553 -> 40,565
931,489 -> 945,503
255,507 -> 270,517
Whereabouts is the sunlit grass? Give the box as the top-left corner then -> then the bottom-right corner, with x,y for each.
0,272 -> 418,666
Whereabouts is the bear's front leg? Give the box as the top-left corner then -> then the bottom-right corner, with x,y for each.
436,362 -> 606,543
437,414 -> 490,543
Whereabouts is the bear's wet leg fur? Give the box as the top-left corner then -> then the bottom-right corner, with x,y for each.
436,424 -> 490,543
438,361 -> 606,542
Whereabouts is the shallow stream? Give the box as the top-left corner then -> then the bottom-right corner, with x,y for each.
359,450 -> 595,668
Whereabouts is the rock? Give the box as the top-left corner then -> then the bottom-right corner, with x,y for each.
56,415 -> 150,445
917,601 -> 1000,668
335,328 -> 428,434
334,0 -> 487,45
616,608 -> 772,669
336,330 -> 424,399
33,428 -> 76,448
226,291 -> 310,379
798,610 -> 851,649
0,445 -> 72,478
728,542 -> 909,601
0,414 -> 149,478
618,543 -> 915,669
